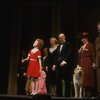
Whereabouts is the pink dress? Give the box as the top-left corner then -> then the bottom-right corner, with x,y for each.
38,70 -> 47,94
27,49 -> 41,77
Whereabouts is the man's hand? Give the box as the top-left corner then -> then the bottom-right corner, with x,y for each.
52,65 -> 56,71
60,61 -> 67,67
46,66 -> 48,71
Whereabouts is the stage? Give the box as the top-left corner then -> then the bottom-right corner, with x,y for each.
0,94 -> 99,100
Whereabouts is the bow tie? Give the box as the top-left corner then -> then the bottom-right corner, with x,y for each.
60,43 -> 64,45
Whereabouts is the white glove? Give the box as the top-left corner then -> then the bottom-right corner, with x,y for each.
92,63 -> 96,68
60,61 -> 67,67
52,65 -> 56,71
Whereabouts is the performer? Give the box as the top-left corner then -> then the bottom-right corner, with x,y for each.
46,37 -> 58,96
52,33 -> 73,97
78,32 -> 96,97
22,38 -> 44,95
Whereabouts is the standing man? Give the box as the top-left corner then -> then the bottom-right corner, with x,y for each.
95,22 -> 100,97
52,33 -> 73,97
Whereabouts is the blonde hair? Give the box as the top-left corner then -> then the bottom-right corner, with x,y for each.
50,37 -> 58,44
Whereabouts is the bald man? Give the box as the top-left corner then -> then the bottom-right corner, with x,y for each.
53,33 -> 73,97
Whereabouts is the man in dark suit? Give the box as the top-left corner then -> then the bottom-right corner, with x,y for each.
52,33 -> 73,97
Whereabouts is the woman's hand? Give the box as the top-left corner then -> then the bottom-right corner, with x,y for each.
21,59 -> 25,63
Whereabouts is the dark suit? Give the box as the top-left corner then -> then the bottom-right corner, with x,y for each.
55,42 -> 73,97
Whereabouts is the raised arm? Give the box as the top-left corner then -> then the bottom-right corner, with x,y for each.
22,54 -> 30,63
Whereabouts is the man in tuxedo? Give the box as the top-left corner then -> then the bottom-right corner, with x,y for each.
52,33 -> 73,97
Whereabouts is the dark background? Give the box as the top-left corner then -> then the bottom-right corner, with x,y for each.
0,0 -> 100,94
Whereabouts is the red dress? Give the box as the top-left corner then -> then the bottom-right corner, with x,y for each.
78,42 -> 95,88
27,49 -> 41,77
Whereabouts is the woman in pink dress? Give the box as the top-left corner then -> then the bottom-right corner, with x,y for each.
22,38 -> 44,95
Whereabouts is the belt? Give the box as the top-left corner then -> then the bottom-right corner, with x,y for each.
30,59 -> 37,61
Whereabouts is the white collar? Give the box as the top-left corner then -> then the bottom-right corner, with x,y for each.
49,46 -> 57,53
83,42 -> 88,49
31,48 -> 39,53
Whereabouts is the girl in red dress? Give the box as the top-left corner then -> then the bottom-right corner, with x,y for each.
22,38 -> 44,95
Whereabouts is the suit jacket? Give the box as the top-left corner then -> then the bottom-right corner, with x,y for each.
55,42 -> 73,69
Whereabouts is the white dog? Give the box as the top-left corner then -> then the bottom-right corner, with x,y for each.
73,65 -> 84,98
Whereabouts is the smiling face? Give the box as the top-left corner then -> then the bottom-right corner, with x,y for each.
50,37 -> 57,46
81,38 -> 88,44
59,33 -> 66,43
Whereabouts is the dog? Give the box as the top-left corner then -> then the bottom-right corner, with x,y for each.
73,65 -> 84,98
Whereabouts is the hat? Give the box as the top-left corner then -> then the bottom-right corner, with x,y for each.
81,32 -> 89,39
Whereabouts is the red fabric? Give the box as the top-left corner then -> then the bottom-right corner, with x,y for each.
27,50 -> 41,77
78,42 -> 95,87
29,71 -> 47,94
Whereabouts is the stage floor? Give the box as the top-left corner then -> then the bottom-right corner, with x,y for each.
0,94 -> 99,100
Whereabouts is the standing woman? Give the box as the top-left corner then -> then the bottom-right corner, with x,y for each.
46,37 -> 58,96
78,32 -> 96,97
22,38 -> 44,95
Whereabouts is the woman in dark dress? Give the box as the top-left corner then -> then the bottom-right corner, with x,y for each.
46,37 -> 58,96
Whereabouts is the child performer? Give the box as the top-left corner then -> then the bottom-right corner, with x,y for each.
22,38 -> 44,95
